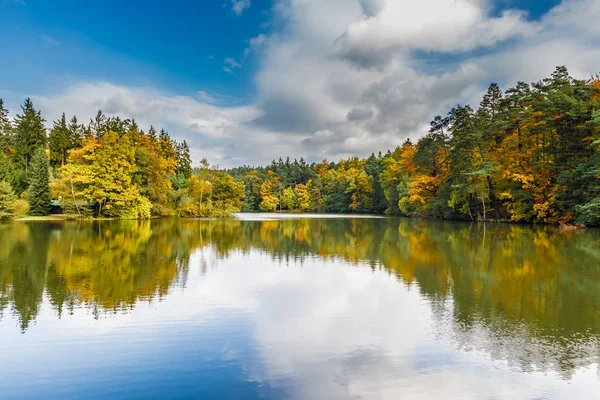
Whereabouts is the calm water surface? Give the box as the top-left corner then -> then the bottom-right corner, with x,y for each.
1,214 -> 599,399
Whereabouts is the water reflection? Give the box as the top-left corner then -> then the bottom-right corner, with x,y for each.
0,216 -> 599,385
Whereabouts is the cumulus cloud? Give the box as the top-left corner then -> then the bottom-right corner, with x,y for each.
334,0 -> 538,68
230,0 -> 251,15
243,33 -> 269,57
19,0 -> 600,167
347,107 -> 374,121
30,83 -> 266,166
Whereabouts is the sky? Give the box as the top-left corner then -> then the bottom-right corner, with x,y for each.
0,0 -> 598,168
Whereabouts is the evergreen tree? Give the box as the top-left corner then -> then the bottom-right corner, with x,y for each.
0,180 -> 17,220
175,140 -> 193,178
89,110 -> 108,138
49,113 -> 72,167
68,115 -> 83,147
28,147 -> 52,215
14,98 -> 46,172
0,151 -> 10,182
0,99 -> 13,154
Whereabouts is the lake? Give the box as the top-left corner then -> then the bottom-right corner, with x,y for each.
0,214 -> 599,399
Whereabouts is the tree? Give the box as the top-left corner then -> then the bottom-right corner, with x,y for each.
52,163 -> 93,217
345,168 -> 374,212
211,173 -> 245,215
49,113 -> 73,167
259,171 -> 281,211
89,110 -> 108,138
68,115 -> 83,146
131,127 -> 175,214
281,186 -> 297,210
294,183 -> 311,211
380,139 -> 416,215
14,98 -> 46,173
89,131 -> 149,218
193,158 -> 212,207
0,151 -> 10,182
0,99 -> 13,155
0,180 -> 17,220
175,140 -> 193,178
28,147 -> 52,215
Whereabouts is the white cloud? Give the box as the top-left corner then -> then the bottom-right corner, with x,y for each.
17,0 -> 600,167
334,0 -> 538,68
231,0 -> 251,15
243,33 -> 269,57
6,245 -> 598,399
30,83 -> 265,166
223,57 -> 242,73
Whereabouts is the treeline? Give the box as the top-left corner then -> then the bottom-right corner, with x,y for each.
1,66 -> 599,223
0,101 -> 245,219
229,66 -> 600,225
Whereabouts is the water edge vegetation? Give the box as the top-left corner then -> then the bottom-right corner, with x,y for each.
0,66 -> 599,225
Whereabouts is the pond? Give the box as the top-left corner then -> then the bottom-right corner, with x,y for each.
0,214 -> 599,399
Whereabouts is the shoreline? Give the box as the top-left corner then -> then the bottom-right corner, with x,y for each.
10,213 -> 592,229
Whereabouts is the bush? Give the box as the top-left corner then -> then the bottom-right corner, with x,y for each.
116,195 -> 153,220
13,199 -> 30,218
575,197 -> 600,226
152,203 -> 174,217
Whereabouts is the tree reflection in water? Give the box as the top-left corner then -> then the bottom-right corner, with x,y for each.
0,217 -> 598,376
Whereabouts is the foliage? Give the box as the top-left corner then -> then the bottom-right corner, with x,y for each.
13,98 -> 46,172
2,65 -> 600,223
28,147 -> 52,216
2,216 -> 600,380
0,181 -> 17,220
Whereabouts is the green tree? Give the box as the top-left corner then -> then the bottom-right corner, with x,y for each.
68,115 -> 83,146
281,186 -> 297,210
0,99 -> 13,155
211,172 -> 245,215
28,147 -> 52,215
0,180 -> 17,220
0,152 -> 10,182
175,140 -> 193,178
14,98 -> 46,173
48,113 -> 73,167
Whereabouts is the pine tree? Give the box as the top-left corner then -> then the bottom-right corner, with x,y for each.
175,140 -> 193,178
14,98 -> 46,172
0,99 -> 13,154
0,180 -> 17,220
49,113 -> 71,167
89,110 -> 108,139
159,129 -> 177,161
68,115 -> 83,147
28,147 -> 52,215
0,151 -> 10,182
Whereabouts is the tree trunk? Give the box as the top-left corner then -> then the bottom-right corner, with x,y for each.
466,198 -> 474,221
70,181 -> 81,216
481,196 -> 486,221
486,176 -> 502,220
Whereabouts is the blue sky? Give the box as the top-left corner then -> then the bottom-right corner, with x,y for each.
0,0 -> 598,167
0,0 -> 272,97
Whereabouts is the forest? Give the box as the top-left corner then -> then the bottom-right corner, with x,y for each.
229,66 -> 600,225
0,66 -> 599,224
0,100 -> 245,219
